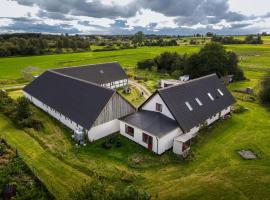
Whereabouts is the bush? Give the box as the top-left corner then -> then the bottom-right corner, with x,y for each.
137,59 -> 154,70
233,104 -> 248,114
259,73 -> 270,105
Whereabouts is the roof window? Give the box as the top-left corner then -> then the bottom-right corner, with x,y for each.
185,101 -> 193,111
217,89 -> 224,96
208,93 -> 214,101
195,98 -> 203,106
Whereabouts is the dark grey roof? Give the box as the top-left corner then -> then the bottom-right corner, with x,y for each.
120,110 -> 178,138
23,70 -> 115,130
156,74 -> 236,132
52,62 -> 127,85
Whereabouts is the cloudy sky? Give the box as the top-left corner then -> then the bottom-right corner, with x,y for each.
0,0 -> 269,35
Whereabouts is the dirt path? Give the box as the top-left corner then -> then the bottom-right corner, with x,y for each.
129,80 -> 152,99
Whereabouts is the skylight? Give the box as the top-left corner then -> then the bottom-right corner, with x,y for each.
195,98 -> 203,106
208,93 -> 214,101
185,101 -> 193,111
217,89 -> 224,96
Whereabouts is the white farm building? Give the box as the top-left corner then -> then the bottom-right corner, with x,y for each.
119,74 -> 235,155
24,63 -> 235,156
23,62 -> 135,141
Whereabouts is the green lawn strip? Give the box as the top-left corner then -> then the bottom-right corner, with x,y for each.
0,115 -> 91,199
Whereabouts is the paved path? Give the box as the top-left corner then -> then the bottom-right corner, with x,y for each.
129,80 -> 152,99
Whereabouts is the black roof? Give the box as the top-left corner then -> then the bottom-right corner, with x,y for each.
52,62 -> 127,85
120,110 -> 178,138
23,70 -> 115,130
140,74 -> 236,132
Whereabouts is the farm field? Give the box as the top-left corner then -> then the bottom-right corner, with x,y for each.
0,41 -> 270,199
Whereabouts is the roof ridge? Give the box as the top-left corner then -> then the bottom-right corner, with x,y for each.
51,61 -> 119,71
48,70 -> 116,93
158,73 -> 217,92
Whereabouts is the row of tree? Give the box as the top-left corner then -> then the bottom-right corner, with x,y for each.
211,35 -> 263,44
137,42 -> 245,81
0,34 -> 91,57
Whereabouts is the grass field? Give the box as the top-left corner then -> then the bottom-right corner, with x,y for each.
0,42 -> 270,199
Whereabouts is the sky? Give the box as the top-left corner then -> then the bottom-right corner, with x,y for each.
0,0 -> 269,35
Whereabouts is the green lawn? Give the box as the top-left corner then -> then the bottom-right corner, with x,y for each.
1,43 -> 270,199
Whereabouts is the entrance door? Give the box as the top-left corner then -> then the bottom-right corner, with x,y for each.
148,136 -> 153,150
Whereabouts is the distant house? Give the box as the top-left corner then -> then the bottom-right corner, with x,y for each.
120,74 -> 235,155
23,63 -> 135,141
52,62 -> 128,89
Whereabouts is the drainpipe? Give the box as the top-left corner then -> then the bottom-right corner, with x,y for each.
156,137 -> 159,154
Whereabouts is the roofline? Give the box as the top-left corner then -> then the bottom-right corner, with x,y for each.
158,73 -> 218,92
50,61 -> 121,71
48,70 -> 116,93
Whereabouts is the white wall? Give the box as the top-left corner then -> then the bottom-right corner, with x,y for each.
101,79 -> 128,89
206,113 -> 220,125
119,120 -> 182,155
141,94 -> 175,120
157,128 -> 182,154
24,92 -> 84,131
221,106 -> 231,117
25,92 -> 122,142
119,121 -> 158,153
88,119 -> 120,141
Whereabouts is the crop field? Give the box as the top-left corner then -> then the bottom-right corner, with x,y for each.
0,41 -> 270,199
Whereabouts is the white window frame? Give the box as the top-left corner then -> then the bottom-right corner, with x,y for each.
185,101 -> 193,111
195,98 -> 203,106
208,93 -> 214,101
217,89 -> 224,96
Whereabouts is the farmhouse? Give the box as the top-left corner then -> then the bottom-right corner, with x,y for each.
52,62 -> 128,89
23,63 -> 135,141
119,74 -> 235,155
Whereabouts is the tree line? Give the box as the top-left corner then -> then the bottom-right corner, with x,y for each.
0,33 -> 91,57
211,35 -> 263,44
137,42 -> 245,81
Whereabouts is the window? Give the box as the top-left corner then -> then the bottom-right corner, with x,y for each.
185,101 -> 193,111
125,125 -> 134,137
156,103 -> 162,112
217,89 -> 224,96
142,133 -> 150,143
195,98 -> 203,106
208,93 -> 214,101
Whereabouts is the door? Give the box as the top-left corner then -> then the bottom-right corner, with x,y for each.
148,136 -> 153,150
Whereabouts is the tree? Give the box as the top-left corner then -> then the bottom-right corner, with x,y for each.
260,72 -> 270,105
154,52 -> 179,71
137,59 -> 154,70
16,97 -> 31,120
133,31 -> 145,44
184,42 -> 245,79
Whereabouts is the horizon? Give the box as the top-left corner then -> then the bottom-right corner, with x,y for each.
0,0 -> 269,35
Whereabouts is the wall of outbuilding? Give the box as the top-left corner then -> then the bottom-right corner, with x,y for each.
24,91 -> 84,131
119,120 -> 182,155
101,79 -> 128,89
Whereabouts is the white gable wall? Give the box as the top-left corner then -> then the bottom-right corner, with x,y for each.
88,119 -> 119,141
141,93 -> 175,120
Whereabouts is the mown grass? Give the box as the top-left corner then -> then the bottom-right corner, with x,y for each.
0,42 -> 270,199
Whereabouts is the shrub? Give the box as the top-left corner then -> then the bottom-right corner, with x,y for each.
259,73 -> 270,105
233,104 -> 248,114
137,59 -> 154,70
